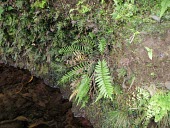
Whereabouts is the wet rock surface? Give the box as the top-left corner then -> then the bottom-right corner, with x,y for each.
0,64 -> 93,128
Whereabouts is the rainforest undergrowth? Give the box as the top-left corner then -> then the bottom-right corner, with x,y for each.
0,0 -> 169,127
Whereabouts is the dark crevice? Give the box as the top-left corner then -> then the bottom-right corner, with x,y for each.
0,63 -> 93,128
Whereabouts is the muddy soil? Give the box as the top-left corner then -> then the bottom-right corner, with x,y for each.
0,63 -> 93,128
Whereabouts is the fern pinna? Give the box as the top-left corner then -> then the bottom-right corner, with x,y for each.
60,62 -> 89,84
59,44 -> 91,55
76,75 -> 90,107
98,37 -> 107,54
95,60 -> 113,101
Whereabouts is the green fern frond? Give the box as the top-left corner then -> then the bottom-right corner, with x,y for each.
95,60 -> 113,101
160,0 -> 170,18
60,62 -> 89,84
78,36 -> 96,47
98,37 -> 107,53
72,35 -> 95,46
59,45 -> 91,55
76,75 -> 90,107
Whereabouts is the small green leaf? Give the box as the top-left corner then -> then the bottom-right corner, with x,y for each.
145,47 -> 153,60
69,8 -> 76,13
0,6 -> 4,19
0,6 -> 3,13
8,6 -> 14,11
32,0 -> 47,9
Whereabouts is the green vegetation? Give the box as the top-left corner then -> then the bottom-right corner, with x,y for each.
0,0 -> 170,127
160,0 -> 170,18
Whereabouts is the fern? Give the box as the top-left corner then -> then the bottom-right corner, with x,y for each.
160,0 -> 170,18
98,37 -> 107,53
146,91 -> 170,122
59,45 -> 91,54
76,75 -> 90,107
77,35 -> 95,47
60,62 -> 88,83
95,60 -> 113,101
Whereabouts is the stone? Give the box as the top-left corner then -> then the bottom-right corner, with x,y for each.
164,81 -> 170,90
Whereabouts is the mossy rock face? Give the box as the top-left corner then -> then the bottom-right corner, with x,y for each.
0,0 -> 74,86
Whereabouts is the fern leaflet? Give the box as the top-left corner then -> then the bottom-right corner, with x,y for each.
76,75 -> 90,107
59,45 -> 91,54
98,37 -> 107,53
95,60 -> 113,101
60,62 -> 88,84
160,0 -> 170,18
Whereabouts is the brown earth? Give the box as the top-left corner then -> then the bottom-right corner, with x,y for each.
0,63 -> 93,128
82,25 -> 170,128
117,28 -> 170,92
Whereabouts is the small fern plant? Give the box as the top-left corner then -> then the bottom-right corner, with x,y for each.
135,87 -> 170,126
146,91 -> 170,122
95,36 -> 114,101
95,60 -> 113,102
59,35 -> 114,106
98,37 -> 107,54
